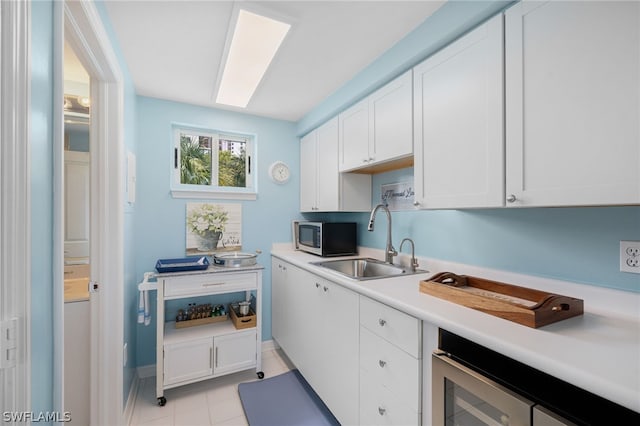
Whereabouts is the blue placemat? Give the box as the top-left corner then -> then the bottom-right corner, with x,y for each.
238,370 -> 340,426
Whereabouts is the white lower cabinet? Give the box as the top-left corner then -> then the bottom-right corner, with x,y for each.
271,258 -> 359,425
164,337 -> 213,386
214,330 -> 258,375
359,296 -> 422,425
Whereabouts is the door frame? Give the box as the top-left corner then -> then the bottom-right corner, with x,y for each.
55,1 -> 125,424
0,0 -> 31,416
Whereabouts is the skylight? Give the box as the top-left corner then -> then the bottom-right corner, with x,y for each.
215,9 -> 291,108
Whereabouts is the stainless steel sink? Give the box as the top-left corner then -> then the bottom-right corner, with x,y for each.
311,257 -> 417,281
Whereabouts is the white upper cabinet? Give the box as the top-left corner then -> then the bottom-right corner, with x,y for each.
339,70 -> 413,172
338,98 -> 370,171
300,117 -> 371,212
413,14 -> 504,209
505,0 -> 640,207
64,151 -> 90,258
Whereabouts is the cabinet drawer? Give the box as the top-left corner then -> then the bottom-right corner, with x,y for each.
360,326 -> 421,411
164,272 -> 257,298
360,372 -> 420,426
64,264 -> 90,280
360,296 -> 421,357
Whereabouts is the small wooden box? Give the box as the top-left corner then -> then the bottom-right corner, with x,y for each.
175,315 -> 228,329
230,306 -> 257,330
419,272 -> 583,328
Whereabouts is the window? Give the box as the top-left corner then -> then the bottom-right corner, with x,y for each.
172,126 -> 256,200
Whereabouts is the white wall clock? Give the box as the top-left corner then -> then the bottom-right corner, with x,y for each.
268,161 -> 290,184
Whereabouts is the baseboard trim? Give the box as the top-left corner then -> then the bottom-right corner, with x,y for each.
136,340 -> 279,378
122,373 -> 140,426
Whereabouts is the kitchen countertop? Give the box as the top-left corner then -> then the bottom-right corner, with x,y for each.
271,247 -> 640,413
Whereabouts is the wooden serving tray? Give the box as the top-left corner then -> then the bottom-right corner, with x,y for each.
419,272 -> 583,328
175,314 -> 228,329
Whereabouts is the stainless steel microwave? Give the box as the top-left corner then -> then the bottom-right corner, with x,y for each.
295,222 -> 357,257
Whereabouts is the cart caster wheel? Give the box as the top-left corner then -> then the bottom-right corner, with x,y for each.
158,397 -> 166,406
257,371 -> 265,379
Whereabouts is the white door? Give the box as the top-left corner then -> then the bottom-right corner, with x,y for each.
505,0 -> 640,206
164,338 -> 214,385
213,330 -> 257,375
64,150 -> 90,258
59,2 -> 125,424
316,117 -> 340,211
299,132 -> 317,212
339,98 -> 369,171
414,13 -> 504,209
315,280 -> 359,426
369,70 -> 413,165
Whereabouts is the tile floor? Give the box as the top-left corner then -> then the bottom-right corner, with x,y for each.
130,348 -> 294,426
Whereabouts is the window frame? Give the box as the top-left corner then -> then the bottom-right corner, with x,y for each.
171,125 -> 257,200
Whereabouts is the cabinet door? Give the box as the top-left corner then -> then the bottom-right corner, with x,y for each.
369,70 -> 413,165
64,151 -> 90,258
163,337 -> 213,386
314,278 -> 360,426
339,98 -> 370,171
316,117 -> 340,211
300,131 -> 318,212
414,14 -> 504,209
213,330 -> 256,376
505,1 -> 640,206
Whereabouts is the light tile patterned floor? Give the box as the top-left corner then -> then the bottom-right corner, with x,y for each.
130,348 -> 294,426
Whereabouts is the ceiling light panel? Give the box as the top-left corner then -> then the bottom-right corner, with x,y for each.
216,9 -> 291,108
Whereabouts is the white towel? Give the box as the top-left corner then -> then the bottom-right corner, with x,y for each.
144,289 -> 151,326
138,290 -> 145,324
137,272 -> 156,326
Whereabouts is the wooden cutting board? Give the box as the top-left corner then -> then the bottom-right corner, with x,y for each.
419,272 -> 583,328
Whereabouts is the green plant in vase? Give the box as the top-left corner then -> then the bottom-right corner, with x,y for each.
187,204 -> 228,251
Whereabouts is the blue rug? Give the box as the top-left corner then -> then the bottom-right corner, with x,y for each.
238,369 -> 340,426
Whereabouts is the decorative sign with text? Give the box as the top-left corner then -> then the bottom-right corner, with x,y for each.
380,181 -> 415,211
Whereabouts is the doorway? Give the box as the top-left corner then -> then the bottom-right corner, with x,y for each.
55,1 -> 125,424
62,39 -> 92,425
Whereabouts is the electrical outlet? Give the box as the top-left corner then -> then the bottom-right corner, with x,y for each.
620,241 -> 640,274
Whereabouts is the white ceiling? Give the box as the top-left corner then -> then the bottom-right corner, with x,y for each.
103,0 -> 444,122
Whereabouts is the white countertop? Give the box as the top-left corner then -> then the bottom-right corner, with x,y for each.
271,246 -> 640,413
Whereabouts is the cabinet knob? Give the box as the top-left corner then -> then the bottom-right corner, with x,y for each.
506,194 -> 517,203
315,282 -> 320,288
362,158 -> 369,163
323,286 -> 328,292
378,407 -> 386,416
413,201 -> 420,207
378,360 -> 387,368
378,319 -> 386,327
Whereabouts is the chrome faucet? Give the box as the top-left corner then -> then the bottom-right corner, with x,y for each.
368,204 -> 397,264
399,238 -> 419,272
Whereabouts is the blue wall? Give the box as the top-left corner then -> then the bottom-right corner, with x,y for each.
31,0 -> 54,415
134,97 -> 301,366
320,169 -> 640,293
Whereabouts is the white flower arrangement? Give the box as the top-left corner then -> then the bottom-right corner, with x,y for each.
187,204 -> 228,237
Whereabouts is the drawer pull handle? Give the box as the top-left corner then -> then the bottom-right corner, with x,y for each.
378,319 -> 386,327
378,360 -> 386,368
202,282 -> 225,287
378,407 -> 386,416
